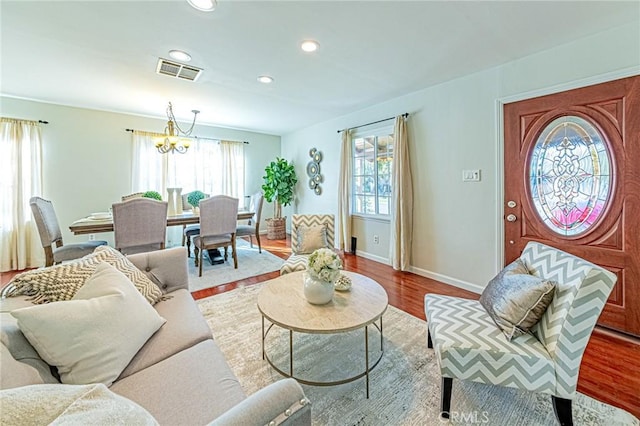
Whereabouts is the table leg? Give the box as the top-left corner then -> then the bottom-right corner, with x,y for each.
365,325 -> 370,399
380,316 -> 384,351
261,316 -> 265,360
289,330 -> 294,377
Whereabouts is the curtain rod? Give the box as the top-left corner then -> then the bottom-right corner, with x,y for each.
336,112 -> 409,133
125,129 -> 249,144
39,120 -> 49,124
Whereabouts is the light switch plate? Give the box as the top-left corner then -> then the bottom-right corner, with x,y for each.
462,169 -> 481,182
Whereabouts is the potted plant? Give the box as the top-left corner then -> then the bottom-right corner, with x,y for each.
262,158 -> 298,239
142,190 -> 162,201
187,190 -> 206,214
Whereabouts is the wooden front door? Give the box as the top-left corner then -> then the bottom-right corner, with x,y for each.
503,75 -> 640,337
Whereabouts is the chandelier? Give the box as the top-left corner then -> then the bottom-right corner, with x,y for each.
155,102 -> 200,154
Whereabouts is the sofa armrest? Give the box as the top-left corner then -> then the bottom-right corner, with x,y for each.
127,247 -> 189,294
209,378 -> 311,426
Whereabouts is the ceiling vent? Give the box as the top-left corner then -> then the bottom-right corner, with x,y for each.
156,58 -> 203,82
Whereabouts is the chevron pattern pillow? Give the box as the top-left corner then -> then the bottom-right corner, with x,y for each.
480,258 -> 556,340
2,246 -> 164,305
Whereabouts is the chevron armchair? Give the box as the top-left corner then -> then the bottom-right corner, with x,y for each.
424,242 -> 617,426
280,214 -> 335,275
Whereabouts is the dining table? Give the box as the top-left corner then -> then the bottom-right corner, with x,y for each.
69,210 -> 254,235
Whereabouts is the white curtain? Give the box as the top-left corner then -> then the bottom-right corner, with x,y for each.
220,141 -> 245,202
337,129 -> 352,252
389,115 -> 413,271
0,118 -> 44,271
132,131 -> 166,195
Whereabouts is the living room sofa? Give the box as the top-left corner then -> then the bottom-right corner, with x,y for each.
0,246 -> 311,425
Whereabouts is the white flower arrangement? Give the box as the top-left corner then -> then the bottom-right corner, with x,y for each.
307,248 -> 343,282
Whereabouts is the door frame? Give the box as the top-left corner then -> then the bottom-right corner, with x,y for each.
494,66 -> 639,271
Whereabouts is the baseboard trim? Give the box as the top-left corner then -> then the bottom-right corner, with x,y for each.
408,265 -> 484,294
354,250 -> 390,265
353,251 -> 484,295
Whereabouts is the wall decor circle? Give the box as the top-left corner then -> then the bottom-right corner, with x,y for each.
306,147 -> 324,195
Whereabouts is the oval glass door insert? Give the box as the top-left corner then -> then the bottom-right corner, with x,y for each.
529,115 -> 611,236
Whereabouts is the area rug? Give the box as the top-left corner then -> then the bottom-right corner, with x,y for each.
197,284 -> 639,426
187,239 -> 283,292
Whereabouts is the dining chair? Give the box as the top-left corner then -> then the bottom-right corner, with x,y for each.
112,198 -> 168,255
181,191 -> 210,257
193,195 -> 239,277
235,192 -> 264,253
29,196 -> 107,267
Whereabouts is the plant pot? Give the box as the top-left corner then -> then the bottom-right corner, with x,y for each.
266,217 -> 286,240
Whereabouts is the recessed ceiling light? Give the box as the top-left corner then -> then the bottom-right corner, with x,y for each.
169,50 -> 192,62
301,40 -> 320,53
257,75 -> 274,84
187,0 -> 216,12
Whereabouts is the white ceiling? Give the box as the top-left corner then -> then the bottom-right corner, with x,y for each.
2,1 -> 638,135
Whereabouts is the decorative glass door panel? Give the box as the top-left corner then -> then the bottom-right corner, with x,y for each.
529,116 -> 611,237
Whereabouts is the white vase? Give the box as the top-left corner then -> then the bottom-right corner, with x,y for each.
303,272 -> 334,305
167,187 -> 182,216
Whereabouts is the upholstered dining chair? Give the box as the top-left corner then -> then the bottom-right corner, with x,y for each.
193,195 -> 239,277
280,214 -> 335,275
235,192 -> 264,253
29,196 -> 107,267
181,191 -> 210,257
424,242 -> 617,426
112,198 -> 168,255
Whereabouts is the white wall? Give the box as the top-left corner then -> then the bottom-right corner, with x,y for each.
281,22 -> 640,293
1,98 -> 281,247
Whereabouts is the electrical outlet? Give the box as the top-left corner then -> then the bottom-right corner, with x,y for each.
373,235 -> 379,244
88,234 -> 95,241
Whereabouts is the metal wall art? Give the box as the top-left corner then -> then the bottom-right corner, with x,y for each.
307,148 -> 323,195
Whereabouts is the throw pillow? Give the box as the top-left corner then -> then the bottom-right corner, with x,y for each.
11,263 -> 166,386
479,258 -> 556,340
297,224 -> 328,254
2,245 -> 163,305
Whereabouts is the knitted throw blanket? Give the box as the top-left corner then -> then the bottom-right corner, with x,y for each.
1,246 -> 164,305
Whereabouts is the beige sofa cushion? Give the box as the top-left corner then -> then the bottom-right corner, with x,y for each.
111,340 -> 246,425
118,289 -> 213,380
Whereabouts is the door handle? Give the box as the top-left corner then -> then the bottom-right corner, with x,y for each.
506,214 -> 517,222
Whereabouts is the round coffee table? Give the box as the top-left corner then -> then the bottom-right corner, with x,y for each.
257,270 -> 388,398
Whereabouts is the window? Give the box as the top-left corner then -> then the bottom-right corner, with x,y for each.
352,126 -> 393,216
132,132 -> 245,202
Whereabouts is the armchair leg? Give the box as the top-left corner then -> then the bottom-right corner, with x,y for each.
427,329 -> 433,348
552,396 -> 573,426
198,247 -> 203,277
255,232 -> 262,253
440,377 -> 453,419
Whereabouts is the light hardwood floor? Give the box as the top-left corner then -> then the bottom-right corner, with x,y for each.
2,236 -> 638,418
